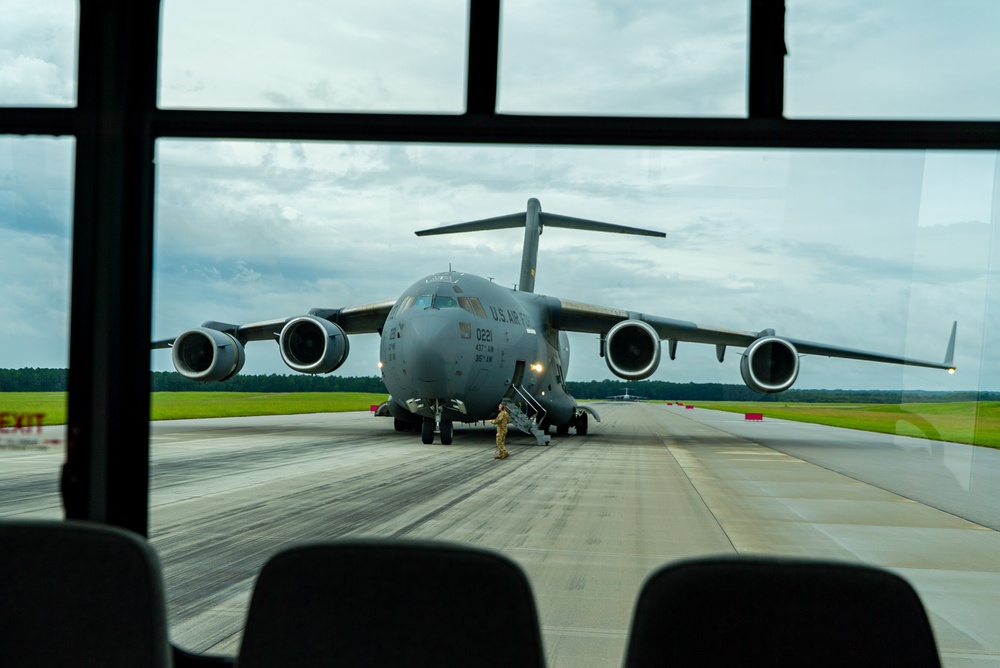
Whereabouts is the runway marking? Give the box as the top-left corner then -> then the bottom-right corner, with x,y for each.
543,626 -> 628,640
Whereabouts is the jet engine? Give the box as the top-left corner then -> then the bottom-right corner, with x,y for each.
605,319 -> 661,380
279,316 -> 350,374
740,336 -> 800,393
171,327 -> 246,382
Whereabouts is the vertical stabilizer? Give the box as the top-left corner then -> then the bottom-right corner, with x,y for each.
520,198 -> 542,293
415,198 -> 665,293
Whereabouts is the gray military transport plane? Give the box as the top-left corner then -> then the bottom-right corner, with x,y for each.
153,198 -> 957,446
608,388 -> 645,402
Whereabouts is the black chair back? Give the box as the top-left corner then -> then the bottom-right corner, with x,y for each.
238,539 -> 545,668
625,556 -> 940,668
0,520 -> 171,667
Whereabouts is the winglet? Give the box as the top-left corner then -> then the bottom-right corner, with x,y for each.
944,321 -> 957,369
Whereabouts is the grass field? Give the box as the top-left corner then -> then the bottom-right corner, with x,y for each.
149,392 -> 389,420
0,392 -> 389,426
0,393 -> 69,426
691,401 -> 1000,449
2,392 -> 996,449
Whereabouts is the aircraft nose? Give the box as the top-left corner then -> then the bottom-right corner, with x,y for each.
402,314 -> 456,386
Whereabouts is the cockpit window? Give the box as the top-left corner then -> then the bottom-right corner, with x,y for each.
397,293 -> 485,316
435,296 -> 458,308
390,295 -> 415,318
405,294 -> 467,310
469,297 -> 487,318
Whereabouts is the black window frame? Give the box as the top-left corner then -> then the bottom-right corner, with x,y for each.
0,0 -> 997,538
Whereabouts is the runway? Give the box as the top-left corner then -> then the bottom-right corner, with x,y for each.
3,403 -> 1000,666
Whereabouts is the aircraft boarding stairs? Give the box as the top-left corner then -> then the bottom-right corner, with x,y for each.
503,387 -> 551,446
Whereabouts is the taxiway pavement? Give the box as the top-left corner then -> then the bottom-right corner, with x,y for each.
3,404 -> 999,667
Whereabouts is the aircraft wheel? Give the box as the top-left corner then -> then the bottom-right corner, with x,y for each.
440,420 -> 454,445
421,418 -> 435,444
556,424 -> 569,436
576,413 -> 589,436
394,418 -> 408,432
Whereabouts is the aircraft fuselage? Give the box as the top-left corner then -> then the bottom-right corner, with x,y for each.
380,272 -> 576,428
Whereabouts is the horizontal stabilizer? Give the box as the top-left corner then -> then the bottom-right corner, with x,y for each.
415,212 -> 665,238
539,212 -> 665,238
415,213 -> 527,237
415,198 -> 664,293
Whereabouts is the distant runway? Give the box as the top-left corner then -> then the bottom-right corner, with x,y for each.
3,404 -> 999,666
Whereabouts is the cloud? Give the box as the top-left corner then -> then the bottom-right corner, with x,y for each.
498,0 -> 747,115
0,137 -> 74,236
0,229 -> 71,368
159,0 -> 466,111
145,141 -> 999,390
8,135 -> 995,391
5,3 -> 1000,394
0,1 -> 77,105
786,0 -> 1000,119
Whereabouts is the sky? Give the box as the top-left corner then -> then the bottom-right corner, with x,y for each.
1,0 -> 999,393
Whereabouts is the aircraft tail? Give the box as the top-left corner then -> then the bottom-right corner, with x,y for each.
415,198 -> 664,292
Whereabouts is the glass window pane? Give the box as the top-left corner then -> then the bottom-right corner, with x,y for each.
151,141 -> 998,660
0,136 -> 74,519
435,295 -> 457,308
159,0 -> 467,112
786,0 -> 1000,119
469,297 -> 487,318
0,0 -> 78,106
498,0 -> 747,116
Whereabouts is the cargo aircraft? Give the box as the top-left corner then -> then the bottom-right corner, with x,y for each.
608,388 -> 644,402
153,199 -> 957,446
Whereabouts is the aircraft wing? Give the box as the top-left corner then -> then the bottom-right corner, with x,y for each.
151,299 -> 396,348
546,297 -> 957,372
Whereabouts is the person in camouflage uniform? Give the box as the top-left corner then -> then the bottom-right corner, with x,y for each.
490,402 -> 511,459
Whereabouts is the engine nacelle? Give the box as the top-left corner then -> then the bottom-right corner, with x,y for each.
605,319 -> 661,381
740,336 -> 800,394
171,327 -> 246,382
279,316 -> 349,374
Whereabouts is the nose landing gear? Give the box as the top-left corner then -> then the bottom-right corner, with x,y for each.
420,400 -> 454,444
440,420 -> 454,445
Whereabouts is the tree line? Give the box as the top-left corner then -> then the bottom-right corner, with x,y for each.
0,369 -> 386,394
2,368 -> 995,403
563,379 -> 997,404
